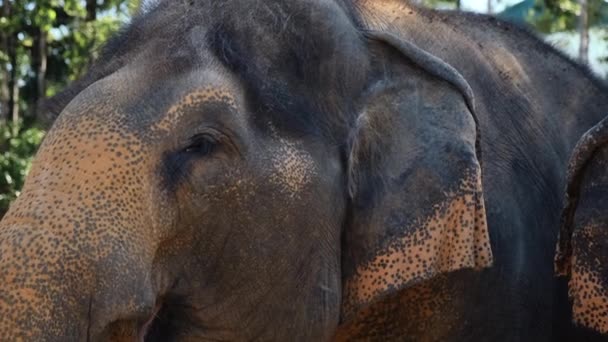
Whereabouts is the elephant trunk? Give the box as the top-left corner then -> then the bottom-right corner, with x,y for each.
0,217 -> 84,339
0,204 -> 160,340
0,96 -> 174,339
0,127 -> 167,339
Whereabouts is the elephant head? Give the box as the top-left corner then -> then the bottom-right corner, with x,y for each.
556,115 -> 608,335
0,1 -> 492,340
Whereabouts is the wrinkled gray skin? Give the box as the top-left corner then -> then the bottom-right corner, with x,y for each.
0,0 -> 607,341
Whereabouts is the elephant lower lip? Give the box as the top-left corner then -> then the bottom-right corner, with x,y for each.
138,302 -> 163,341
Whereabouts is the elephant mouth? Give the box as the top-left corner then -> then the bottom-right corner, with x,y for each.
138,302 -> 164,341
136,294 -> 195,341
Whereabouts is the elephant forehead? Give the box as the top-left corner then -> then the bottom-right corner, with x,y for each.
60,65 -> 244,140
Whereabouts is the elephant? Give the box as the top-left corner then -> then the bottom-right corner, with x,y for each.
556,115 -> 608,337
1,0 -> 607,340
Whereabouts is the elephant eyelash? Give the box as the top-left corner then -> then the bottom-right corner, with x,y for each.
183,133 -> 218,156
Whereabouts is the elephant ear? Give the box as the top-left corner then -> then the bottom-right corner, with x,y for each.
555,116 -> 608,334
341,31 -> 493,322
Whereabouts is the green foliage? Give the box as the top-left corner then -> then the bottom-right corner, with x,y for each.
0,0 -> 136,218
0,120 -> 45,215
499,0 -> 608,33
421,0 -> 460,10
4,1 -> 134,107
527,0 -> 608,33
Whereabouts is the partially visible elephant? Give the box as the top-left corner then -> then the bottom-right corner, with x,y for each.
0,0 -> 607,340
556,115 -> 608,336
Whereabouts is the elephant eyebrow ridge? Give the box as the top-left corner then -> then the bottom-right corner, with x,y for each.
151,88 -> 238,134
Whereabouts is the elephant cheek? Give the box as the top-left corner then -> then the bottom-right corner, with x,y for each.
268,134 -> 317,197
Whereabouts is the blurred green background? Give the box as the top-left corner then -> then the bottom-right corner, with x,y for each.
0,0 -> 607,218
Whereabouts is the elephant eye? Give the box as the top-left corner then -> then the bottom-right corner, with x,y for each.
184,134 -> 217,156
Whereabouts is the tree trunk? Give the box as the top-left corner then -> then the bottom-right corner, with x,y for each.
456,0 -> 461,10
578,0 -> 589,64
86,0 -> 97,21
32,28 -> 47,119
7,34 -> 18,127
487,0 -> 493,14
0,0 -> 12,122
11,77 -> 19,127
86,0 -> 97,71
